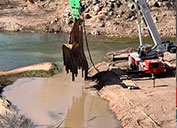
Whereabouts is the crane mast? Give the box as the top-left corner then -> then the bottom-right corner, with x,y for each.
134,0 -> 162,46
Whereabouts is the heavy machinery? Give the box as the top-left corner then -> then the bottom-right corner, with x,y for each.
62,0 -> 89,81
62,0 -> 176,80
128,0 -> 176,76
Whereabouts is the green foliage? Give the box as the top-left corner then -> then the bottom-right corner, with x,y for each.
104,57 -> 112,63
53,67 -> 60,74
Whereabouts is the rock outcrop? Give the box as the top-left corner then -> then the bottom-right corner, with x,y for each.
0,0 -> 175,37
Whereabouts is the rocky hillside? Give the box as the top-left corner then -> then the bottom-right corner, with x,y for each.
0,0 -> 176,37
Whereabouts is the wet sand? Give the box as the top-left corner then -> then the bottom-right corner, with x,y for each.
88,60 -> 176,128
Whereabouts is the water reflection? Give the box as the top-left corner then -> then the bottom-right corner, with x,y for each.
65,88 -> 85,128
3,72 -> 120,128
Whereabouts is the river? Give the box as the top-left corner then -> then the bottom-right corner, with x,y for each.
0,32 -> 139,71
1,32 -> 175,127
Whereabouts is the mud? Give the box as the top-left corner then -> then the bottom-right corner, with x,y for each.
2,71 -> 120,128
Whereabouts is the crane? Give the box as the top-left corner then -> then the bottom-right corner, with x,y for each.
62,0 -> 176,81
128,0 -> 176,76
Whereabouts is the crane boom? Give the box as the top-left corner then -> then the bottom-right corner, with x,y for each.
134,0 -> 162,45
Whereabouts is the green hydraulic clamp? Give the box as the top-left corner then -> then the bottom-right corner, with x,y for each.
70,0 -> 81,19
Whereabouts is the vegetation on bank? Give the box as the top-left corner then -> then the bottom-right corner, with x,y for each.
0,63 -> 60,127
0,63 -> 60,93
89,35 -> 176,44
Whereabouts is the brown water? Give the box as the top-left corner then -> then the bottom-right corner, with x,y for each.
1,32 -> 176,128
3,72 -> 120,128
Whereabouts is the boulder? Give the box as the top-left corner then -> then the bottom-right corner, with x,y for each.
91,29 -> 100,35
127,3 -> 135,9
100,22 -> 105,27
84,13 -> 92,19
125,10 -> 136,19
66,18 -> 73,24
94,4 -> 101,13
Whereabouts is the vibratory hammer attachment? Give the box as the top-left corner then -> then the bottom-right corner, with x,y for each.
62,20 -> 88,81
70,0 -> 81,20
62,0 -> 88,81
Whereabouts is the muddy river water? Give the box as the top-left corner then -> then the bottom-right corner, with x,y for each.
3,72 -> 120,128
1,32 -> 173,127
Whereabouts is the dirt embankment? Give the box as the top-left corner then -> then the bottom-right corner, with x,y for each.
0,62 -> 59,127
88,51 -> 176,128
0,98 -> 9,115
0,0 -> 176,37
0,62 -> 59,90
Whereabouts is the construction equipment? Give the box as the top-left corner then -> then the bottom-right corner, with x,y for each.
63,0 -> 176,80
128,0 -> 176,76
62,0 -> 88,81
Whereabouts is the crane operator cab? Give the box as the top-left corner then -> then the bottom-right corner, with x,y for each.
138,44 -> 161,59
138,45 -> 154,59
129,44 -> 166,74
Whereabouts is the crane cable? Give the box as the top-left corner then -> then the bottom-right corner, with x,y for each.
82,16 -> 100,73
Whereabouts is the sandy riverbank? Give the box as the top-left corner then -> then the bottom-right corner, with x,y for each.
0,62 -> 59,88
0,62 -> 59,126
88,51 -> 176,128
0,51 -> 176,127
0,62 -> 59,114
0,98 -> 9,115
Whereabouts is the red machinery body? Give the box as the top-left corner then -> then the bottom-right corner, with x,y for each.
142,59 -> 166,74
129,52 -> 166,74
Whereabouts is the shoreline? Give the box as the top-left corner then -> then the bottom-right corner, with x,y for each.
0,62 -> 59,92
0,24 -> 176,38
87,51 -> 176,128
0,50 -> 176,127
0,31 -> 176,43
0,62 -> 60,126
